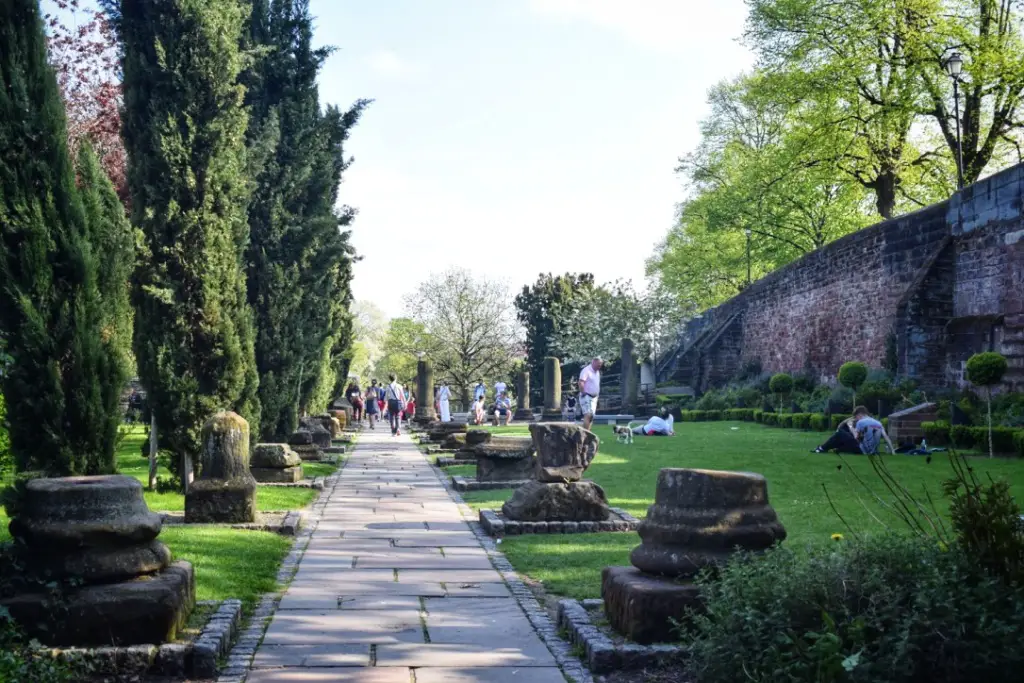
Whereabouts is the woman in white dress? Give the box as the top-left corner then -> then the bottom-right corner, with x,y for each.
438,381 -> 452,422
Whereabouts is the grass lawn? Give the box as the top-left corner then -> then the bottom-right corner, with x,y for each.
116,427 -> 316,511
301,461 -> 339,479
461,421 -> 1024,600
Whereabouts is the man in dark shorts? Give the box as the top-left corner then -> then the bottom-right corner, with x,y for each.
492,392 -> 512,426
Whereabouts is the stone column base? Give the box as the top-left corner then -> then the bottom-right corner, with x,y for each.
540,410 -> 563,422
185,478 -> 256,523
601,566 -> 702,644
513,409 -> 535,421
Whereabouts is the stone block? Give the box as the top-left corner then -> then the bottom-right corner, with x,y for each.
185,478 -> 256,524
529,422 -> 599,482
288,429 -> 313,446
251,466 -> 303,483
501,480 -> 610,522
251,443 -> 301,468
602,565 -> 701,644
2,561 -> 195,646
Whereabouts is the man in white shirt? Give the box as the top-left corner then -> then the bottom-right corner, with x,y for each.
578,356 -> 602,431
473,379 -> 486,403
493,379 -> 507,398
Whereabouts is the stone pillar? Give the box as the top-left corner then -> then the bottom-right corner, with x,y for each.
185,411 -> 257,523
620,338 -> 637,415
513,370 -> 534,421
541,357 -> 562,421
415,359 -> 436,424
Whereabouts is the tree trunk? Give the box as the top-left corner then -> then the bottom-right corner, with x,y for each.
874,172 -> 896,220
148,414 -> 158,490
987,387 -> 994,458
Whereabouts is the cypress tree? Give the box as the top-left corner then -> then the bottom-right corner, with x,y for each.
0,0 -> 114,475
245,0 -> 366,437
111,0 -> 260,480
77,142 -> 135,473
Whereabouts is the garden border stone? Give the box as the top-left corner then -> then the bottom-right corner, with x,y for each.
157,509 -> 304,535
435,456 -> 476,466
479,507 -> 640,537
556,599 -> 688,674
452,475 -> 531,492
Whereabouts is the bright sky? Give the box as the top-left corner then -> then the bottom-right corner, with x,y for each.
311,0 -> 755,318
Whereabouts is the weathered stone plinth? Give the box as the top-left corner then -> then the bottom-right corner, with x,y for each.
288,430 -> 323,462
185,477 -> 257,523
250,443 -> 304,483
603,468 -> 787,645
601,566 -> 700,644
514,370 -> 534,421
630,468 -> 786,576
3,561 -> 195,647
502,480 -> 610,521
465,429 -> 492,446
312,413 -> 343,438
299,418 -> 333,448
3,475 -> 193,646
440,433 -> 466,450
185,411 -> 257,523
530,422 -> 599,482
331,409 -> 348,430
472,437 -> 535,482
428,422 -> 467,442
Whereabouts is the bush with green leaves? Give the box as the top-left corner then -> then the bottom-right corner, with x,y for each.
1015,430 -> 1024,458
838,362 -> 868,393
921,421 -> 951,446
684,535 -> 1024,683
810,413 -> 829,431
769,373 -> 793,412
0,609 -> 76,682
966,352 -> 1009,458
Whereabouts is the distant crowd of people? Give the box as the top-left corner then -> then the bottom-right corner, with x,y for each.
344,375 -> 415,436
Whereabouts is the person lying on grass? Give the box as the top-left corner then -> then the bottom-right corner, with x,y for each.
631,409 -> 675,436
813,406 -> 894,455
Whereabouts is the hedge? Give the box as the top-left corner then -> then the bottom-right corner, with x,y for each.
922,421 -> 951,446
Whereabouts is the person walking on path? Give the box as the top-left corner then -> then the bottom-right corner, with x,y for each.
365,379 -> 381,430
579,356 -> 602,431
385,374 -> 407,436
438,381 -> 452,422
345,380 -> 363,423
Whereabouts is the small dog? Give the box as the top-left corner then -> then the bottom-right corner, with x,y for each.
562,395 -> 579,422
613,423 -> 636,445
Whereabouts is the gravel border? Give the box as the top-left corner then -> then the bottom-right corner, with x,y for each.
158,509 -> 304,536
431,454 -> 594,683
479,507 -> 641,537
452,475 -> 530,492
213,469 -> 340,683
557,599 -> 688,674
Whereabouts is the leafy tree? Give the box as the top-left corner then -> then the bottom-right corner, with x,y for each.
373,318 -> 434,386
406,268 -> 521,405
0,0 -> 116,475
965,351 -> 1008,458
111,0 -> 260,481
348,300 -> 388,379
839,361 -> 869,405
552,280 -> 690,365
769,372 -> 794,412
514,273 -> 595,404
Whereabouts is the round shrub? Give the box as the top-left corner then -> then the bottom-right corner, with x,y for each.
768,373 -> 794,395
966,352 -> 1008,388
838,361 -> 868,390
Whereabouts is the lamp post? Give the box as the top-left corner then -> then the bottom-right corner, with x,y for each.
945,51 -> 965,190
745,228 -> 752,287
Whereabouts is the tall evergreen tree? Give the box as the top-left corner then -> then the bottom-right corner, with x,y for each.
244,0 -> 367,437
0,0 -> 116,475
77,142 -> 136,472
110,0 -> 260,479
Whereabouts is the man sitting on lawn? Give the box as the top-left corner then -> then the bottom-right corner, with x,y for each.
813,406 -> 894,455
471,396 -> 486,425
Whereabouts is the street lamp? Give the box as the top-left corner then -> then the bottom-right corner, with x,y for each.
944,51 -> 965,190
745,228 -> 752,286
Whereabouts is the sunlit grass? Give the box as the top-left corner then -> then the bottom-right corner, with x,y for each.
302,461 -> 339,479
462,422 -> 1024,599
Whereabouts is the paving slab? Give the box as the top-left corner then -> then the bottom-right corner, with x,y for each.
249,429 -> 559,681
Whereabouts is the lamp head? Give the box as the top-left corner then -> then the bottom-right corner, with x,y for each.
945,51 -> 964,78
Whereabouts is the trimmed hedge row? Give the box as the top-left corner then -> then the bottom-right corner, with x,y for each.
679,409 -> 838,432
921,421 -> 1024,456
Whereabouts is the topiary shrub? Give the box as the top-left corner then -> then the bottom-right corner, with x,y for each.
753,409 -> 764,423
809,413 -> 828,431
706,410 -> 723,421
838,361 -> 868,405
830,414 -> 846,431
951,424 -> 976,449
684,535 -> 1024,683
768,373 -> 793,413
792,413 -> 811,430
1015,430 -> 1024,458
966,352 -> 1009,458
762,412 -> 778,426
967,426 -> 1018,455
779,414 -> 793,428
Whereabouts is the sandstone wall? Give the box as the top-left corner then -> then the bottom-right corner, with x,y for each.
660,162 -> 1024,392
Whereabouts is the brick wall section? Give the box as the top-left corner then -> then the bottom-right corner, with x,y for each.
662,161 -> 1024,392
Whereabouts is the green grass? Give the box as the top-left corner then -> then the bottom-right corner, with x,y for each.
115,427 -> 316,511
156,527 -> 290,608
302,461 -> 339,479
463,421 -> 1024,600
446,464 -> 475,478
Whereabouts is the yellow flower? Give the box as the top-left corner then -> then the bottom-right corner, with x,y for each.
831,533 -> 844,541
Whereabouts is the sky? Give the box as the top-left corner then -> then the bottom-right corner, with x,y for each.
310,0 -> 755,318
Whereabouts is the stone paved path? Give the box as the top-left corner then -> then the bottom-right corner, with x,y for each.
247,429 -> 567,682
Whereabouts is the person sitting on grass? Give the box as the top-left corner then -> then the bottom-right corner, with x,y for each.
631,409 -> 675,436
492,392 -> 512,426
471,396 -> 486,425
813,406 -> 894,455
